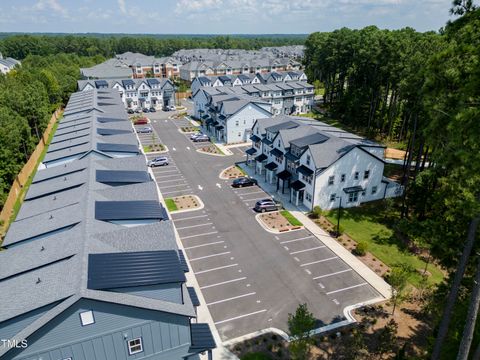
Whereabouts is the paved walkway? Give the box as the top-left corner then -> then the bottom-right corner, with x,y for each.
238,162 -> 392,299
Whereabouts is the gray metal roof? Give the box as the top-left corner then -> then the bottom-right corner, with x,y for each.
0,89 -> 200,357
187,287 -> 200,307
97,142 -> 139,154
290,132 -> 329,148
189,323 -> 217,352
96,170 -> 150,184
178,249 -> 189,272
95,200 -> 166,221
87,250 -> 186,289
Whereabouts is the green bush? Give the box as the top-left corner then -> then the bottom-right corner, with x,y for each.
241,352 -> 273,360
309,206 -> 323,219
353,241 -> 368,256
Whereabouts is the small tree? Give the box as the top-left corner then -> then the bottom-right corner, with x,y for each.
387,265 -> 410,315
288,303 -> 316,360
353,241 -> 368,256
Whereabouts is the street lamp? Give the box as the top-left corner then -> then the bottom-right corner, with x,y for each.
336,196 -> 342,238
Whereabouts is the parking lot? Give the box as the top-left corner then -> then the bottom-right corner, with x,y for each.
134,110 -> 383,342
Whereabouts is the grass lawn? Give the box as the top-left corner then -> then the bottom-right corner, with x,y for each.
324,202 -> 444,287
164,198 -> 178,212
280,210 -> 303,227
241,353 -> 272,360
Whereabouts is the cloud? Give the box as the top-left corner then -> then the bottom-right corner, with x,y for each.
118,0 -> 127,15
34,0 -> 69,18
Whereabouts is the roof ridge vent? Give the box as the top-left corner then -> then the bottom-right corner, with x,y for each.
40,246 -> 45,251
36,277 -> 41,284
49,214 -> 53,220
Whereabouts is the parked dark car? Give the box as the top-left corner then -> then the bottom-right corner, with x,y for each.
254,199 -> 282,212
162,106 -> 170,111
136,126 -> 152,134
142,108 -> 149,113
127,109 -> 134,114
232,177 -> 258,188
149,107 -> 156,112
133,118 -> 148,125
192,134 -> 210,142
134,108 -> 142,113
147,156 -> 169,167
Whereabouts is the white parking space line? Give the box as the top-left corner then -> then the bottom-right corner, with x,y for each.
155,173 -> 184,179
242,197 -> 267,202
152,169 -> 179,174
162,189 -> 192,195
158,184 -> 189,189
156,178 -> 185,184
189,251 -> 231,262
200,277 -> 246,290
176,223 -> 213,230
289,245 -> 326,255
313,269 -> 353,280
214,309 -> 267,325
173,214 -> 209,221
237,190 -> 264,197
207,292 -> 256,306
300,256 -> 338,267
195,263 -> 238,275
181,231 -> 218,240
326,282 -> 368,295
280,236 -> 314,244
184,240 -> 224,250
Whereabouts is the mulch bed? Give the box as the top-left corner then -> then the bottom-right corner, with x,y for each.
173,195 -> 200,210
221,166 -> 244,179
199,144 -> 223,155
259,211 -> 301,232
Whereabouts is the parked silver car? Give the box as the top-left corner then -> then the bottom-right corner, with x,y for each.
147,156 -> 169,167
136,127 -> 152,134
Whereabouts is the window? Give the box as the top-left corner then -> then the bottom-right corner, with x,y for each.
238,132 -> 241,137
362,190 -> 366,196
79,310 -> 95,326
235,120 -> 239,126
372,186 -> 378,195
354,172 -> 359,180
348,192 -> 359,203
305,192 -> 312,202
330,193 -> 336,202
364,170 -> 370,179
306,155 -> 311,166
128,338 -> 143,355
341,174 -> 346,182
328,176 -> 334,186
278,140 -> 280,147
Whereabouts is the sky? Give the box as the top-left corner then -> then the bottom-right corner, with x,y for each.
0,0 -> 455,34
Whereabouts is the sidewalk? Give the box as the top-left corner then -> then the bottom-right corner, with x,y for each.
238,162 -> 392,300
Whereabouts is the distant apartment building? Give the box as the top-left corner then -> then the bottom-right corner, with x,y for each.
78,78 -> 175,110
0,89 -> 215,360
179,57 -> 302,81
247,116 -> 403,210
80,52 -> 180,80
0,53 -> 21,74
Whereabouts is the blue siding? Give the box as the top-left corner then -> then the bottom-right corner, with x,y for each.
3,299 -> 191,360
0,302 -> 58,340
111,283 -> 183,304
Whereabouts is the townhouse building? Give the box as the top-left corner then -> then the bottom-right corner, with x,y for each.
80,52 -> 180,80
0,89 -> 215,360
192,79 -> 314,121
247,116 -> 403,210
190,70 -> 308,93
179,57 -> 301,81
0,53 -> 21,74
202,92 -> 272,144
78,78 -> 175,110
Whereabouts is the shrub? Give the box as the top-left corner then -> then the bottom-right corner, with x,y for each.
353,241 -> 368,256
309,206 -> 323,219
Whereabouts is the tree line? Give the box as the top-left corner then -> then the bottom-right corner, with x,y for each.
0,34 -> 305,60
305,3 -> 479,358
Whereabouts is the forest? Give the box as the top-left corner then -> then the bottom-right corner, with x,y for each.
0,34 -> 306,59
304,3 -> 479,358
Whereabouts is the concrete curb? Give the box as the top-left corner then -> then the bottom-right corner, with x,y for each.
254,213 -> 304,234
223,327 -> 290,347
196,148 -> 227,157
168,195 -> 205,214
219,166 -> 244,180
144,145 -> 169,155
